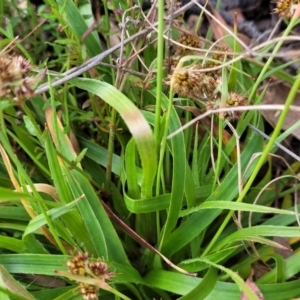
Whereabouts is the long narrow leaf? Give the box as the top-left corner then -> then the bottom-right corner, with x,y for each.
71,78 -> 157,198
24,197 -> 82,236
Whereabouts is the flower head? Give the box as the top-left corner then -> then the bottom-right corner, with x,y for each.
66,252 -> 114,300
0,55 -> 37,99
176,32 -> 201,55
206,92 -> 247,120
273,0 -> 300,18
165,64 -> 220,100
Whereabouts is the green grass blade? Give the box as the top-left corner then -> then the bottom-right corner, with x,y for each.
125,138 -> 140,199
0,237 -> 27,253
179,267 -> 217,300
161,128 -> 262,256
70,170 -> 128,263
0,265 -> 35,300
23,197 -> 82,236
179,245 -> 241,272
143,269 -> 300,299
71,78 -> 157,198
54,0 -> 102,57
0,254 -> 142,283
180,201 -> 299,217
124,193 -> 171,213
216,225 -> 300,251
150,90 -> 187,242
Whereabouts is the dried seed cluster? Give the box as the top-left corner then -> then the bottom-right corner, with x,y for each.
176,32 -> 201,55
164,56 -> 180,70
202,48 -> 230,79
206,92 -> 247,120
0,55 -> 36,99
273,0 -> 300,18
165,40 -> 247,120
166,65 -> 220,99
67,252 -> 114,300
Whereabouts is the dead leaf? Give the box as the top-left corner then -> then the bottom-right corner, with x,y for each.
252,261 -> 270,279
24,274 -> 66,288
261,82 -> 300,140
207,7 -> 230,47
240,271 -> 265,300
207,7 -> 251,46
273,237 -> 293,259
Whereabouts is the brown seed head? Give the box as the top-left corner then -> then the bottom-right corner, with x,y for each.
176,32 -> 201,55
0,55 -> 36,99
67,252 -> 89,276
80,283 -> 98,300
273,0 -> 299,18
165,64 -> 220,100
206,92 -> 247,120
66,253 -> 114,300
164,56 -> 180,73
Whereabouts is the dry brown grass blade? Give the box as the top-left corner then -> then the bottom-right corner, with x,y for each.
25,183 -> 59,202
0,37 -> 19,56
0,144 -> 72,251
241,271 -> 265,300
45,106 -> 80,162
0,143 -> 35,217
207,7 -> 230,47
207,7 -> 251,47
45,106 -> 76,152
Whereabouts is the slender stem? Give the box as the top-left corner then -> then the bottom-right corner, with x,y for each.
106,109 -> 117,191
101,0 -> 110,33
154,0 -> 165,149
216,118 -> 223,187
152,0 -> 166,267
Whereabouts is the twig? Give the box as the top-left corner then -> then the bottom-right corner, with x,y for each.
101,199 -> 196,276
98,62 -> 146,77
